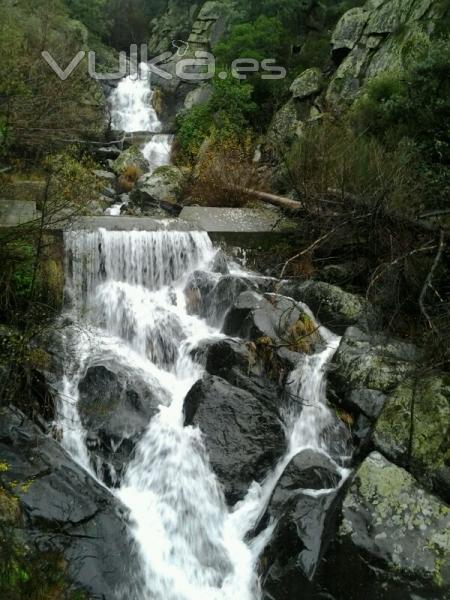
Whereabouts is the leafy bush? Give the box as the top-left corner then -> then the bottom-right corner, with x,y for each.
352,36 -> 450,208
176,76 -> 256,161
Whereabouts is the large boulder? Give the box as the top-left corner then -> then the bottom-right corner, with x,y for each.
130,165 -> 184,212
330,326 -> 420,401
223,291 -> 322,353
183,374 -> 285,504
78,365 -> 162,484
320,452 -> 450,599
0,406 -> 139,599
328,327 -> 421,451
112,145 -> 149,175
373,373 -> 450,503
290,67 -> 324,100
280,280 -> 380,334
261,450 -> 344,598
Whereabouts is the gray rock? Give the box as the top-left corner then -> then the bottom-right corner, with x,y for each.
183,374 -> 285,504
347,388 -> 387,420
130,165 -> 184,210
261,450 -> 344,597
223,291 -> 322,352
290,67 -> 323,100
210,249 -> 229,275
330,326 -> 420,399
78,365 -> 163,484
93,169 -> 117,182
333,452 -> 450,595
0,406 -> 139,598
184,84 -> 213,109
373,374 -> 450,502
112,145 -> 149,175
280,280 -> 380,334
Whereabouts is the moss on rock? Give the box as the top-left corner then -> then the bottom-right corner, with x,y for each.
373,374 -> 450,498
339,452 -> 450,591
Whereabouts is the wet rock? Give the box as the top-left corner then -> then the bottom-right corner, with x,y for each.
78,365 -> 160,483
373,374 -> 450,503
184,270 -> 218,316
0,406 -> 138,599
204,338 -> 256,379
206,275 -> 257,326
321,452 -> 450,598
183,374 -> 285,504
93,145 -> 122,161
347,388 -> 387,420
210,249 -> 229,275
223,291 -> 321,352
112,144 -> 149,175
330,326 -> 420,400
130,165 -> 184,211
261,450 -> 343,597
280,280 -> 380,334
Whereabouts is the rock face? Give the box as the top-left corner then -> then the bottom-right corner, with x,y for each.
280,280 -> 380,334
130,165 -> 184,212
261,450 -> 343,598
78,365 -> 160,484
327,0 -> 447,106
112,145 -> 149,175
183,374 -> 285,503
148,0 -> 200,55
373,374 -> 450,502
0,406 -> 138,598
321,452 -> 450,599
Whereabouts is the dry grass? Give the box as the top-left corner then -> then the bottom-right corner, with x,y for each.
118,165 -> 142,193
187,138 -> 269,207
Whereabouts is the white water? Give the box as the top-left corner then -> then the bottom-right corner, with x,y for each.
57,229 -> 347,599
110,63 -> 172,173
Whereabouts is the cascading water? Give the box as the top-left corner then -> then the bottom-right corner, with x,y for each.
57,228 -> 348,599
110,63 -> 172,171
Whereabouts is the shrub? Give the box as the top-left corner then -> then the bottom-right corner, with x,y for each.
118,164 -> 141,193
176,76 -> 257,162
187,135 -> 267,207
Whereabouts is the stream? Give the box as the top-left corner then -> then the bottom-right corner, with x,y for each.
55,65 -> 350,600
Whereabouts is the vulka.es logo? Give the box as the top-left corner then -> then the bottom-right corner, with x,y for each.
41,43 -> 287,82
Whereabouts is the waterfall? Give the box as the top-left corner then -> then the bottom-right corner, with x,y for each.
57,229 -> 347,599
109,63 -> 172,172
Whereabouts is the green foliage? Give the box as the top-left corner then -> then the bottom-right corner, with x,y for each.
176,76 -> 256,160
64,0 -> 110,39
352,36 -> 450,208
216,16 -> 288,65
44,149 -> 102,212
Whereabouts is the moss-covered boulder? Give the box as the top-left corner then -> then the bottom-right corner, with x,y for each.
327,0 -> 447,106
130,165 -> 184,212
330,326 -> 420,398
267,100 -> 303,147
326,452 -> 450,597
374,374 -> 450,502
112,145 -> 149,176
280,280 -> 380,334
290,67 -> 324,100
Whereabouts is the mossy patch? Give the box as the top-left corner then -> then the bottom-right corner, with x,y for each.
374,374 -> 450,477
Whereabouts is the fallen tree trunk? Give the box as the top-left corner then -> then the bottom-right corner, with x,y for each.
237,187 -> 303,212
